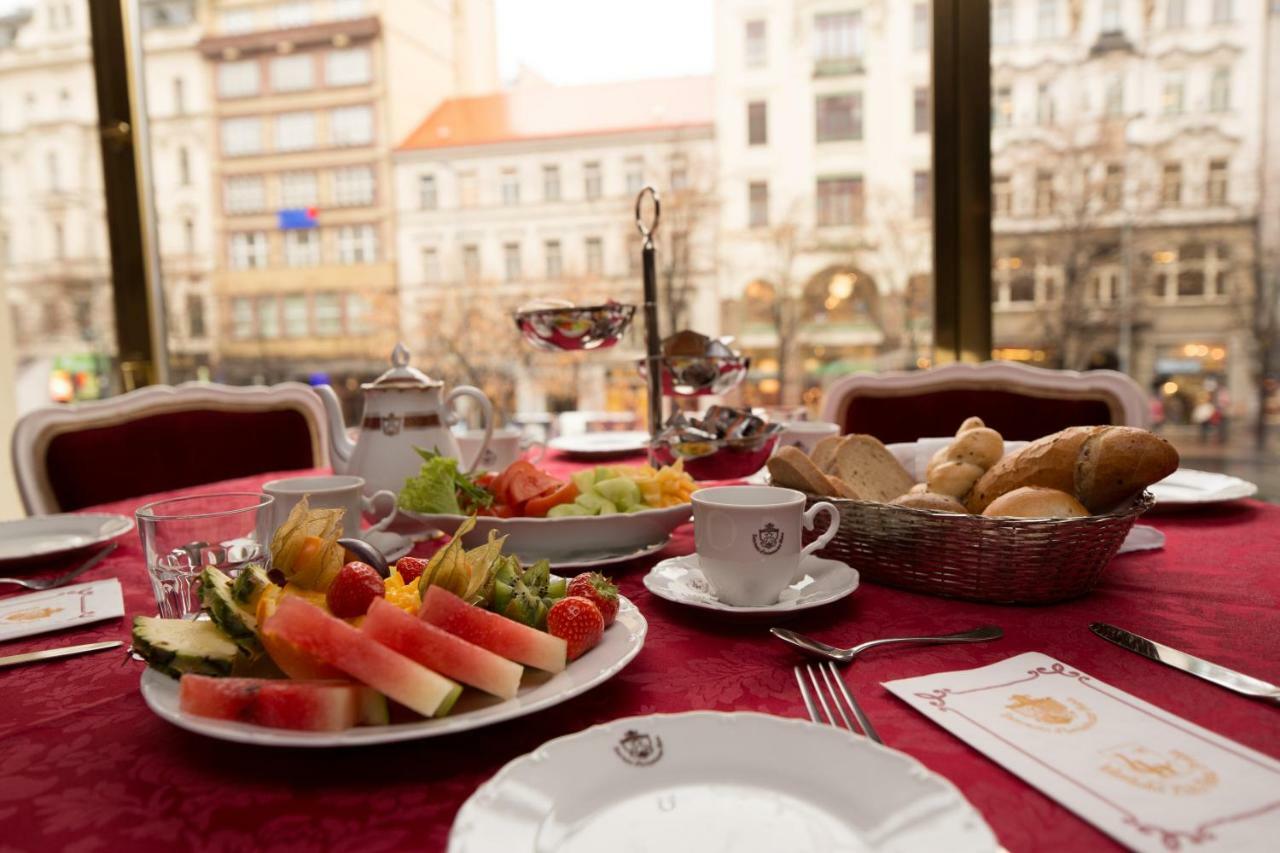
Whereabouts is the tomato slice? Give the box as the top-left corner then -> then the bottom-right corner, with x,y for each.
525,481 -> 579,517
505,463 -> 562,505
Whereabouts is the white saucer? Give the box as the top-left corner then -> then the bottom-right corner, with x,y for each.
643,553 -> 858,614
548,430 -> 651,459
0,513 -> 134,567
1148,467 -> 1258,507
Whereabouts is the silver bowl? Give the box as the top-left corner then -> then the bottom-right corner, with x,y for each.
638,354 -> 751,396
514,303 -> 636,352
650,429 -> 781,480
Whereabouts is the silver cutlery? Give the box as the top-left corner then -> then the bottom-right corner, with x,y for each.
795,661 -> 883,744
0,543 -> 118,591
772,624 -> 1003,664
1090,622 -> 1280,705
0,640 -> 123,669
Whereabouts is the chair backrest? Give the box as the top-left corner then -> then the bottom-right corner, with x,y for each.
12,382 -> 329,515
818,362 -> 1149,443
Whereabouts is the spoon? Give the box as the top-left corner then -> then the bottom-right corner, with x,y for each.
771,625 -> 1003,664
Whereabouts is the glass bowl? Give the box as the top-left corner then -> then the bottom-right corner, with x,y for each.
514,303 -> 636,352
639,354 -> 751,396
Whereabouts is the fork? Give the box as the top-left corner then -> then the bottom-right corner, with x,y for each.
795,660 -> 883,744
0,543 -> 117,591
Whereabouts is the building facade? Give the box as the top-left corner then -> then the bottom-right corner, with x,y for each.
393,76 -> 717,420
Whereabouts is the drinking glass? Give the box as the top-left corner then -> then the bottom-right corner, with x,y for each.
136,493 -> 274,619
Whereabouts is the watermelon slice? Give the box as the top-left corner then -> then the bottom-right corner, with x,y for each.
264,597 -> 462,718
420,586 -> 567,674
178,675 -> 361,732
363,598 -> 524,700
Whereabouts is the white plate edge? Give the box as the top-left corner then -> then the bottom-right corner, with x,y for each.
642,556 -> 858,614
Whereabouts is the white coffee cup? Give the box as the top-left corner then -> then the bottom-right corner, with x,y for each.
691,485 -> 840,606
262,475 -> 398,539
773,421 -> 841,456
457,426 -> 544,472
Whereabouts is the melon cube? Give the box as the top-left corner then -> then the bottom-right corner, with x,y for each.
420,586 -> 567,674
179,675 -> 359,732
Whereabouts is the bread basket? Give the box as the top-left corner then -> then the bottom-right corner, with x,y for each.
800,492 -> 1154,605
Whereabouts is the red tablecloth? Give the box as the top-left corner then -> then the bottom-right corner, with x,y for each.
2,459 -> 1278,852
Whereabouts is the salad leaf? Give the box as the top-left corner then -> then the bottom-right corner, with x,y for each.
398,448 -> 493,514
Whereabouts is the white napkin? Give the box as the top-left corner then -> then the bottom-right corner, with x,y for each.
0,578 -> 124,641
885,653 -> 1280,852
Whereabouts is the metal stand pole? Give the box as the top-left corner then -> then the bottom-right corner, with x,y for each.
636,187 -> 663,463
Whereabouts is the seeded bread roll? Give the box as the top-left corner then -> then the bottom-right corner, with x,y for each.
966,426 -> 1106,513
982,486 -> 1088,519
767,447 -> 840,496
1074,427 -> 1179,512
946,427 -> 1004,469
890,492 -> 969,514
957,416 -> 986,434
928,460 -> 985,498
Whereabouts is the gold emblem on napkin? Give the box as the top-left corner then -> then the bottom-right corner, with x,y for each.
1101,745 -> 1218,796
3,606 -> 62,622
1003,694 -> 1097,733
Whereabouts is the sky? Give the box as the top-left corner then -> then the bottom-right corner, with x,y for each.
494,0 -> 714,86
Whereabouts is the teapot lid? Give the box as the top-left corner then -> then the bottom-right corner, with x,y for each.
363,342 -> 442,390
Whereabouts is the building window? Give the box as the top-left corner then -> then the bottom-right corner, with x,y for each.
1161,162 -> 1182,205
314,293 -> 342,336
178,146 -> 190,185
257,296 -> 280,338
231,297 -> 254,339
747,101 -> 767,145
992,1 -> 1013,45
993,174 -> 1011,215
182,218 -> 195,253
1009,275 -> 1036,302
345,293 -> 372,334
1104,75 -> 1124,117
220,117 -> 262,156
543,165 -> 561,201
280,171 -> 318,208
275,2 -> 312,29
1103,163 -> 1124,208
334,0 -> 367,20
458,171 -> 478,207
283,294 -> 308,338
585,236 -> 604,275
583,161 -> 602,200
1207,159 -> 1229,205
337,224 -> 377,263
1209,67 -> 1230,113
992,85 -> 1013,128
283,229 -> 320,267
334,166 -> 374,206
225,175 -> 266,213
421,246 -> 440,283
275,112 -> 316,151
670,157 -> 689,191
1035,83 -> 1054,125
545,240 -> 562,278
813,11 -> 862,70
270,53 -> 313,93
187,293 -> 205,338
1101,0 -> 1121,32
502,242 -> 521,281
748,181 -> 769,228
745,19 -> 766,67
330,105 -> 373,146
326,47 -> 371,86
912,3 -> 929,51
501,169 -> 520,206
220,9 -> 253,34
229,231 -> 268,269
1162,74 -> 1184,115
462,244 -> 480,282
815,93 -> 861,142
1037,0 -> 1059,40
1212,0 -> 1232,24
173,77 -> 185,115
625,158 -> 644,195
217,60 -> 260,98
913,170 -> 931,219
913,87 -> 929,134
419,174 -> 437,209
816,176 -> 862,227
1166,0 -> 1186,28
1035,170 -> 1054,215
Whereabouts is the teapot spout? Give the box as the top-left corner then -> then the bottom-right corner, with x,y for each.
315,385 -> 355,472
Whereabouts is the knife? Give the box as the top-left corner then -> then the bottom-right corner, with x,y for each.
0,640 -> 123,669
1090,623 -> 1280,705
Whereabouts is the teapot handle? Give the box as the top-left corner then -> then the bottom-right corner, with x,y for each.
445,386 -> 494,473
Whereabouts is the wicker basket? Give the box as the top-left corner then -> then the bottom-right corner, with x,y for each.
801,492 -> 1154,605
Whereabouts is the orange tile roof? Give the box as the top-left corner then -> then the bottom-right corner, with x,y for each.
398,76 -> 714,151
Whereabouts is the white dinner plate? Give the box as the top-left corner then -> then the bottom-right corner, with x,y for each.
643,554 -> 858,614
397,503 -> 691,565
449,711 -> 997,852
140,596 -> 647,747
0,513 -> 134,566
1148,467 -> 1258,507
548,431 -> 651,459
549,539 -> 670,571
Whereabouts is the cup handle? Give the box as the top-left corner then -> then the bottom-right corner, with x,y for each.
446,386 -> 494,473
361,490 -> 399,534
799,501 -> 840,559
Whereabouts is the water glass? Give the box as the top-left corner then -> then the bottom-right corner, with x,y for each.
136,492 -> 274,619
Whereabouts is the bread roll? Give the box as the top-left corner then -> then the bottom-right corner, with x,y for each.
926,445 -> 950,477
832,435 -> 915,503
945,427 -> 1004,469
1074,427 -> 1179,512
908,482 -> 930,495
767,447 -> 837,495
928,460 -> 985,498
957,416 -> 986,433
966,426 -> 1105,513
890,492 -> 969,514
982,486 -> 1088,519
811,434 -> 845,474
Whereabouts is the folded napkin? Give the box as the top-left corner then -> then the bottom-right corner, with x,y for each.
884,653 -> 1280,852
0,578 -> 124,642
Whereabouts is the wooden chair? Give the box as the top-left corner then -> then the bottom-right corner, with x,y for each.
818,362 -> 1149,443
12,382 -> 329,515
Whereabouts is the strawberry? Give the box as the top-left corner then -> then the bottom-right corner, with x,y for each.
566,572 -> 619,627
325,561 -> 385,618
546,596 -> 604,661
395,556 -> 428,584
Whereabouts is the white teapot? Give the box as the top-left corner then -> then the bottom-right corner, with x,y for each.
316,343 -> 493,497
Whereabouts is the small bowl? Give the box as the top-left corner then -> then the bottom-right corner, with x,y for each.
650,432 -> 780,480
638,355 -> 751,396
514,303 -> 636,352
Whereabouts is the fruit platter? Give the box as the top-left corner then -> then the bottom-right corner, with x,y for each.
394,451 -> 698,566
134,499 -> 647,746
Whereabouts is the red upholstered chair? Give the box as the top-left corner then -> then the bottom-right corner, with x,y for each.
818,362 -> 1149,444
11,383 -> 329,515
